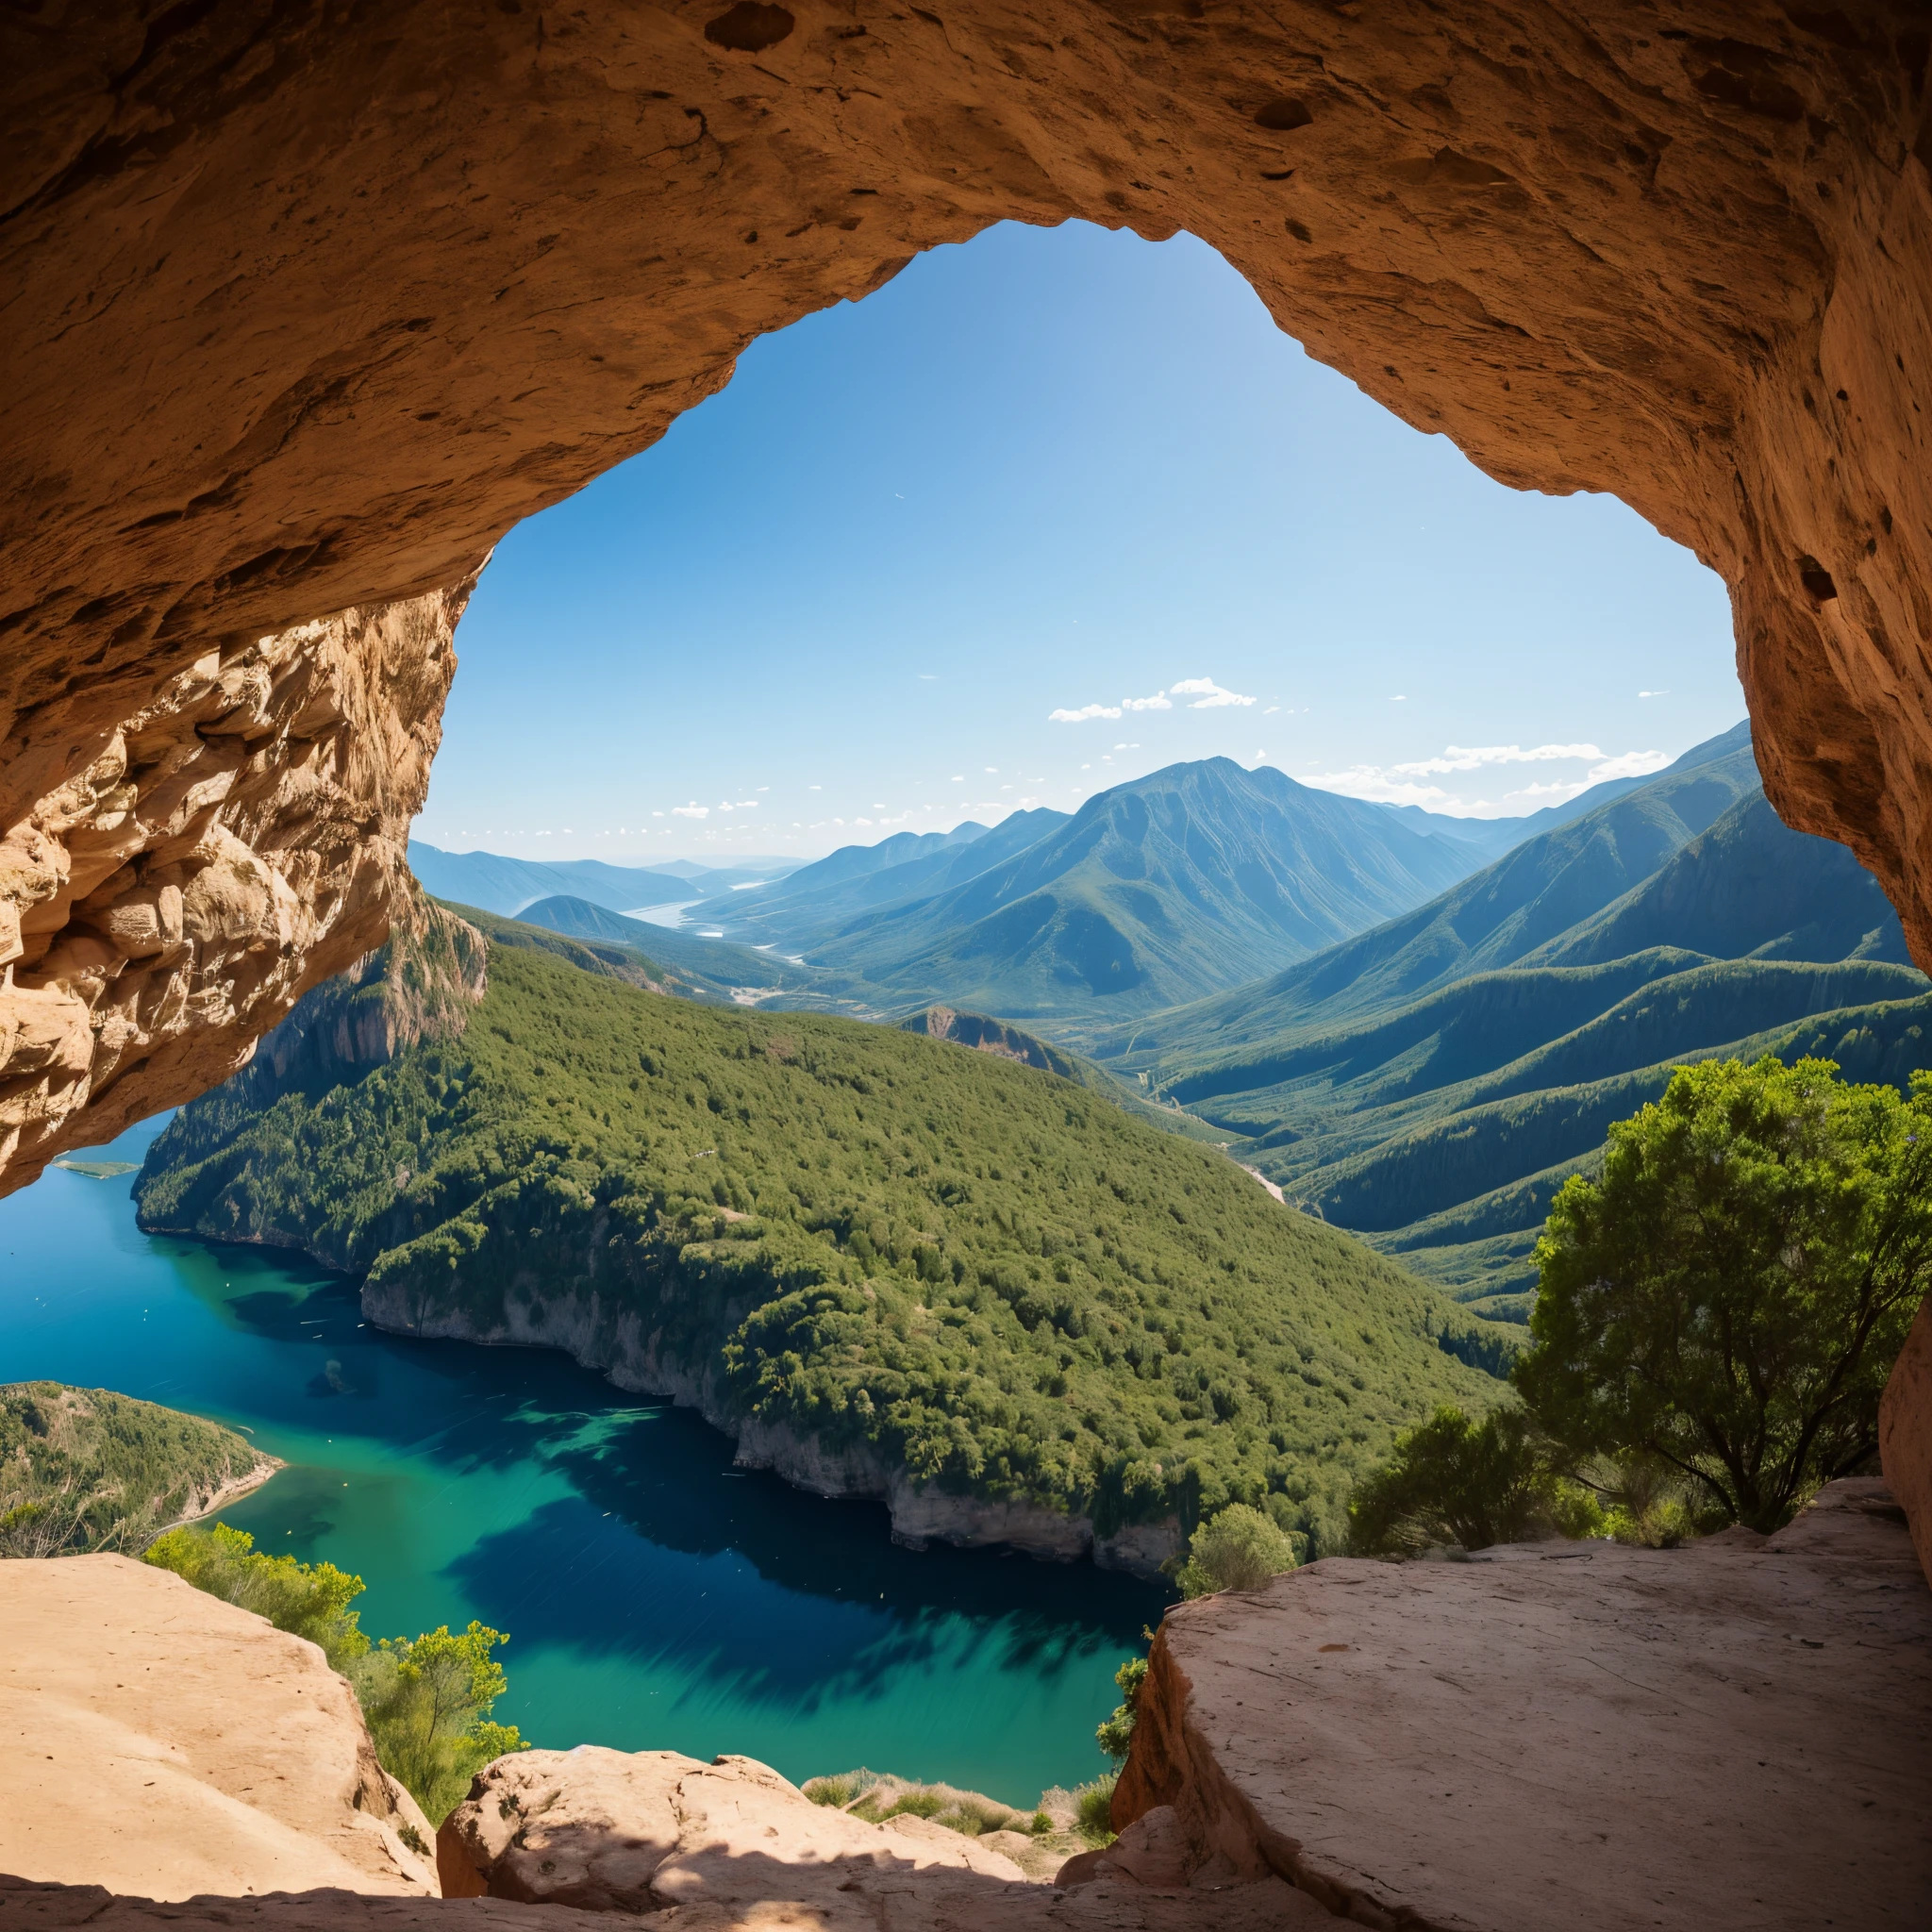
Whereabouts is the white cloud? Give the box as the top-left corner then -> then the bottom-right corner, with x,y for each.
1050,702 -> 1123,723
1393,742 -> 1603,777
1587,749 -> 1669,780
1299,767 -> 1456,808
1171,676 -> 1256,708
809,784 -> 821,791
652,810 -> 665,818
1122,691 -> 1172,712
1638,690 -> 1669,698
736,799 -> 759,808
673,803 -> 709,819
950,774 -> 964,783
1263,706 -> 1280,715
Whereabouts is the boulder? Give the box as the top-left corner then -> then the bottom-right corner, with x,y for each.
1116,1478 -> 1932,1929
0,1555 -> 436,1900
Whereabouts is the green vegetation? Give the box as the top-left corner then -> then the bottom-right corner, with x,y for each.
1103,739 -> 1927,1321
138,932 -> 1510,1555
145,1523 -> 525,1823
0,1383 -> 272,1557
1348,1055 -> 1930,1550
1094,1656 -> 1148,1763
146,1520 -> 368,1663
1074,1774 -> 1118,1846
1518,1057 -> 1932,1532
1174,1500 -> 1300,1596
1346,1406 -> 1601,1556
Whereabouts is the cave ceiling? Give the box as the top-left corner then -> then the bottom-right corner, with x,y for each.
1,0 -> 1929,1187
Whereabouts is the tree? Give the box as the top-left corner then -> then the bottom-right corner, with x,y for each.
1516,1056 -> 1932,1534
1345,1405 -> 1597,1555
1174,1502 -> 1297,1597
1094,1656 -> 1147,1762
353,1622 -> 525,1825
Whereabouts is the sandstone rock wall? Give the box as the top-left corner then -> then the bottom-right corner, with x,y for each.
1113,1478 -> 1932,1927
0,1555 -> 439,1901
0,586 -> 465,1190
5,3 -> 1932,1183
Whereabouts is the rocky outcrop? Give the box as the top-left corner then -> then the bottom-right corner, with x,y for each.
1112,1478 -> 1932,1928
899,1008 -> 1075,1076
0,1555 -> 438,1901
0,589 -> 465,1191
1880,1291 -> 1932,1585
432,1746 -> 1315,1927
437,1748 -> 1029,1907
223,885 -> 487,1105
5,3 -> 1932,1187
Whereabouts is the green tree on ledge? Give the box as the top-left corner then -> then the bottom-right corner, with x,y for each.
1517,1056 -> 1932,1534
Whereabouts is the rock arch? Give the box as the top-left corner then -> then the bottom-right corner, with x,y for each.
2,0 -> 1930,1183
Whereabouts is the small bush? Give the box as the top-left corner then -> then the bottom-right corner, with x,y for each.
1095,1654 -> 1148,1761
1175,1503 -> 1298,1597
1347,1406 -> 1602,1556
803,1769 -> 878,1808
1074,1774 -> 1117,1846
353,1623 -> 526,1827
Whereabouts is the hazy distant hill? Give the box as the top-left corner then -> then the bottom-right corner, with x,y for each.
1371,759 -> 1664,863
408,842 -> 792,918
797,759 -> 1490,1028
510,895 -> 885,1013
1108,725 -> 1930,1320
688,809 -> 1071,947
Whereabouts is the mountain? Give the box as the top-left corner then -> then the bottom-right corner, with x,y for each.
407,843 -> 800,918
133,921 -> 1512,1559
793,759 -> 1493,1030
1111,733 -> 1929,1322
1114,723 -> 1761,1060
686,809 -> 1072,947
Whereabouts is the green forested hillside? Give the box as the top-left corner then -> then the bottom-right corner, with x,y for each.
1106,741 -> 1929,1321
1,1383 -> 275,1557
135,930 -> 1508,1557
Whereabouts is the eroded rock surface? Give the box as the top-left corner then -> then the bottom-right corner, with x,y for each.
0,586 -> 465,1190
1115,1478 -> 1932,1930
435,1745 -> 1313,1927
5,3 -> 1932,1180
0,1555 -> 438,1900
1881,1291 -> 1932,1583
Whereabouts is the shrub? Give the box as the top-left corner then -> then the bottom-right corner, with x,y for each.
1175,1503 -> 1299,1596
1094,1655 -> 1147,1762
1345,1406 -> 1599,1556
1517,1056 -> 1932,1533
1074,1774 -> 1117,1846
352,1623 -> 525,1827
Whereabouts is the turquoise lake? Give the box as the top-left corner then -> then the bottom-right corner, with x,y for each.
1,1115 -> 1168,1802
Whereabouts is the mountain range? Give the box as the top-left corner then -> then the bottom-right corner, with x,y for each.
407,844 -> 795,918
701,760 -> 1505,1028
1099,723 -> 1929,1319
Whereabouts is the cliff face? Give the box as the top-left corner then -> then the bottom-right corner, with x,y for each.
4,4 -> 1932,1186
361,1273 -> 1183,1576
0,588 -> 465,1190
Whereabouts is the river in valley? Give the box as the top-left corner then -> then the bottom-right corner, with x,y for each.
2,1115 -> 1168,1803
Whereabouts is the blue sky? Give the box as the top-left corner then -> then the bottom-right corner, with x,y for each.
421,220 -> 1744,863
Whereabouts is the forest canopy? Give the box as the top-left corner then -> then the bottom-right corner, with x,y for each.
138,933 -> 1514,1554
